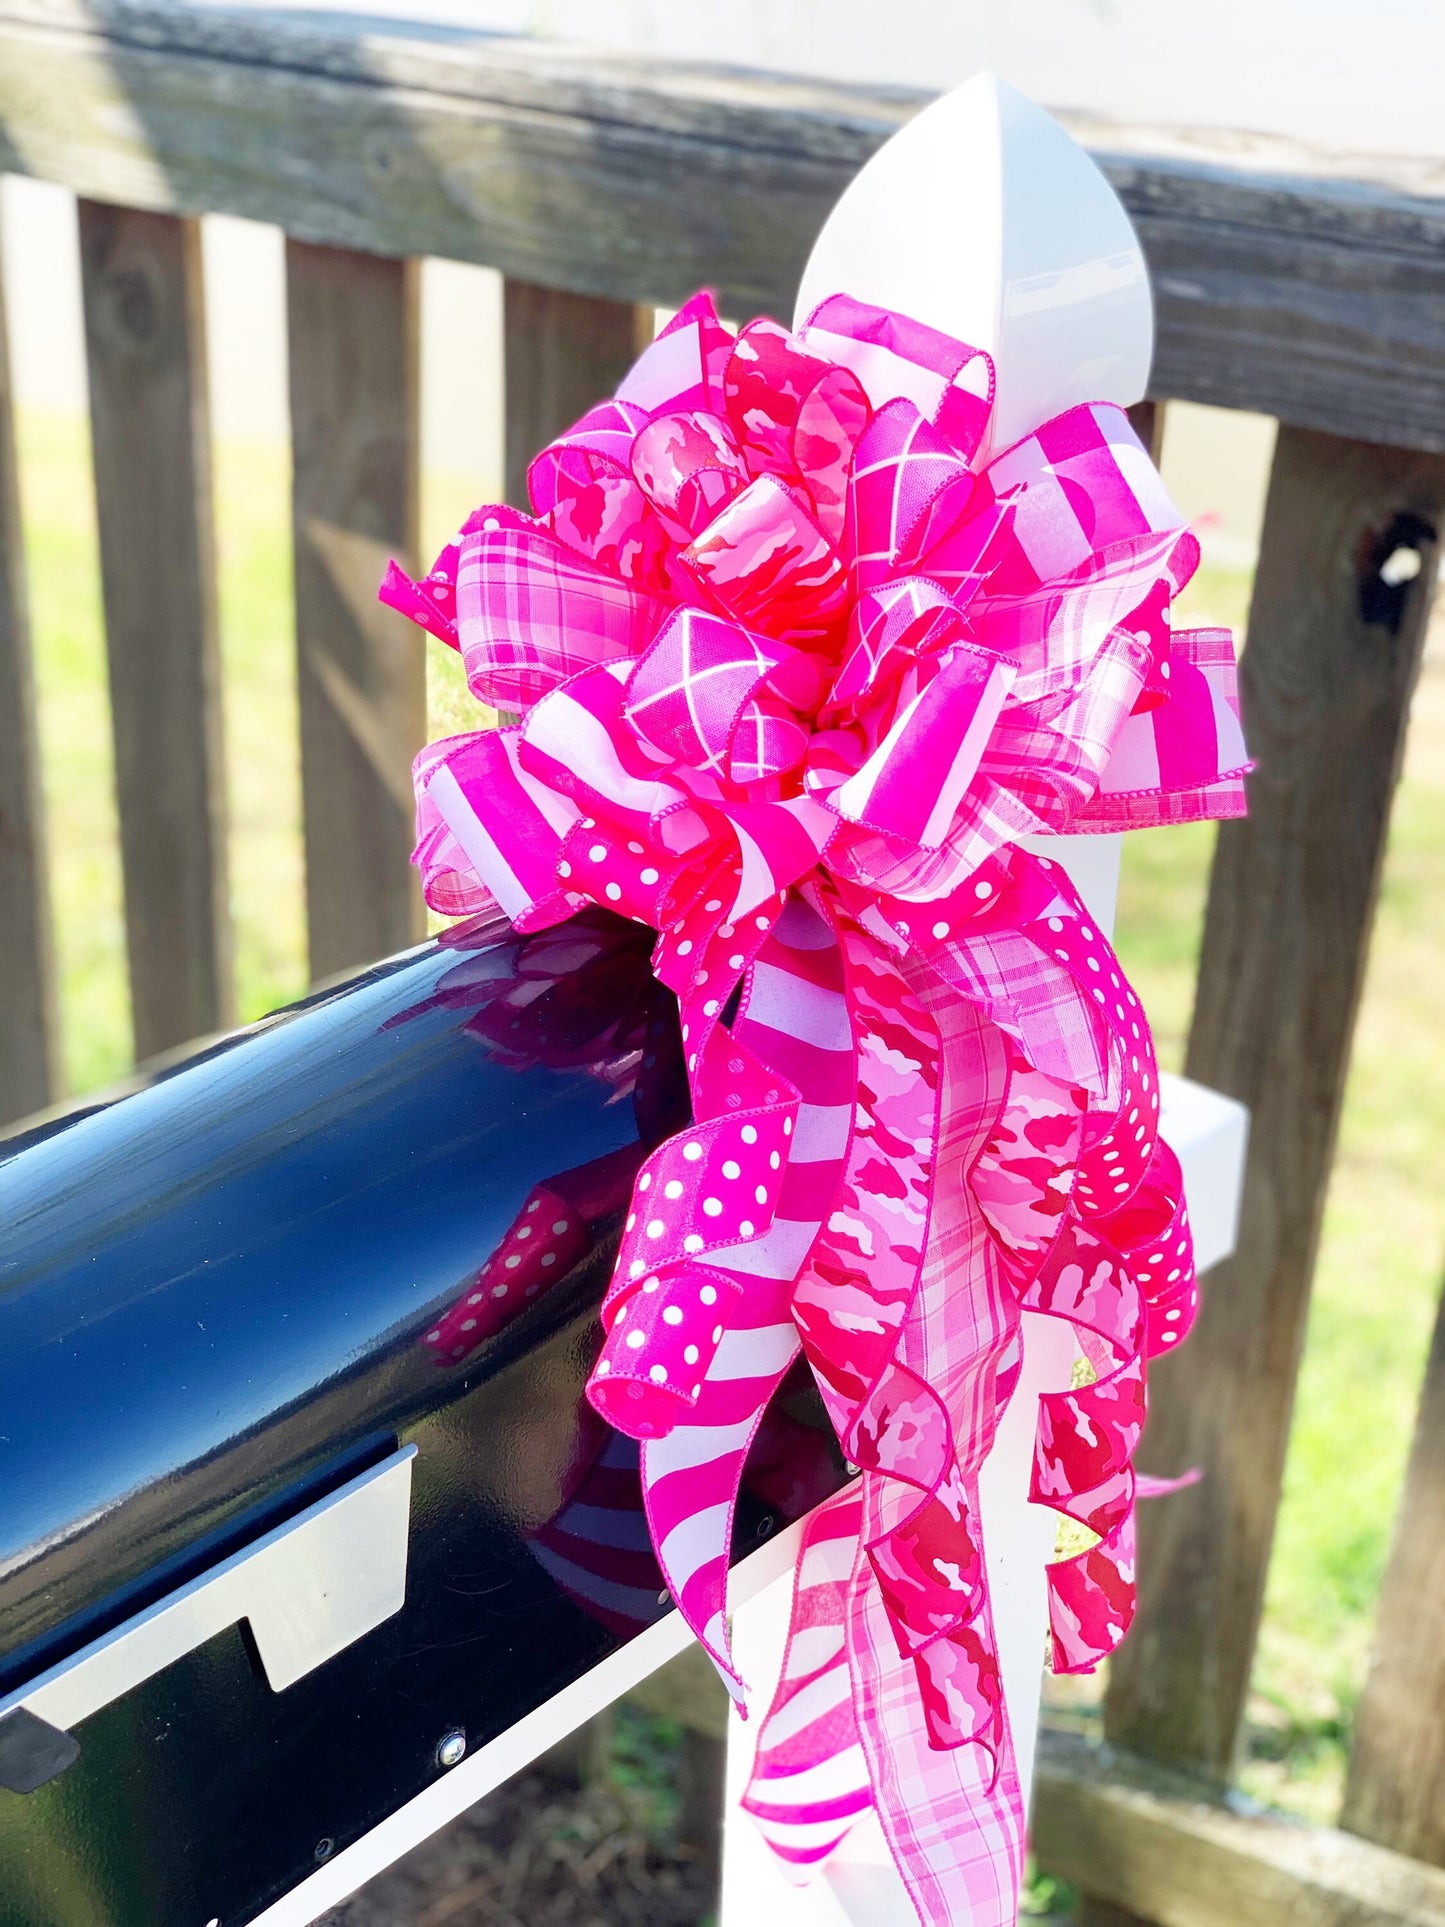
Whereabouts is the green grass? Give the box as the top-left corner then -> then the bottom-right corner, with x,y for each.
17,413 -> 1445,1827
20,407 -> 129,1095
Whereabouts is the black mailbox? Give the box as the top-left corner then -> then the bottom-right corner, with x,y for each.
0,908 -> 843,1926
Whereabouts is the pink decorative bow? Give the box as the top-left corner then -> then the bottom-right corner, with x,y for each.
382,291 -> 1248,1926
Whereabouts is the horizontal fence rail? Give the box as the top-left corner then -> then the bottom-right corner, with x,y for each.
1035,1729 -> 1445,1927
1,0 -> 1445,448
0,6 -> 1443,1922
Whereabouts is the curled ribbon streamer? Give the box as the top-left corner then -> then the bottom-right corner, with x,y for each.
383,289 -> 1249,1926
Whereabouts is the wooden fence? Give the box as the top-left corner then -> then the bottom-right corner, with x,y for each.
1,4 -> 1443,1920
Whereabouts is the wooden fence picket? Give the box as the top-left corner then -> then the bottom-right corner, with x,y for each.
1342,1277 -> 1445,1867
78,199 -> 232,1061
286,239 -> 426,983
503,281 -> 648,511
1105,428 -> 1445,1777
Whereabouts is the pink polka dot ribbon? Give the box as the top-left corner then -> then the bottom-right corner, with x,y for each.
381,290 -> 1250,1927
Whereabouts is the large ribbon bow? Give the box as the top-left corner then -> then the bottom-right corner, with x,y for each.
382,291 -> 1248,1925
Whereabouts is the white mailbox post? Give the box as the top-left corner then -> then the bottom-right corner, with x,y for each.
720,75 -> 1249,1926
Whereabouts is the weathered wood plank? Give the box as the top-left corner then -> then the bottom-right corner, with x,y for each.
678,1727 -> 725,1897
503,281 -> 645,510
1342,1278 -> 1445,1865
1104,429 -> 1445,1777
1034,1728 -> 1445,1927
5,2 -> 1445,448
286,239 -> 424,982
78,198 -> 232,1061
0,201 -> 59,1125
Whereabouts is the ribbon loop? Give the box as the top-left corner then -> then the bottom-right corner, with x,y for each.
682,473 -> 849,647
623,606 -> 824,782
631,409 -> 750,538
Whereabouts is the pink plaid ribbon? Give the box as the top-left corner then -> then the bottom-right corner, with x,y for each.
382,290 -> 1248,1924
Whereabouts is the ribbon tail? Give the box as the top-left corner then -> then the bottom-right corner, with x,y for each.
743,1484 -> 873,1875
848,961 -> 1027,1927
632,890 -> 855,1689
642,1337 -> 802,1698
959,859 -> 1199,1681
1030,1141 -> 1196,1673
782,901 -> 1027,1921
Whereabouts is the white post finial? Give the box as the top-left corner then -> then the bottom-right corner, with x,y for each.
795,72 -> 1153,461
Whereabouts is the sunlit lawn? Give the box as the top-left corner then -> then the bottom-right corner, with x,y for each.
17,411 -> 1445,1826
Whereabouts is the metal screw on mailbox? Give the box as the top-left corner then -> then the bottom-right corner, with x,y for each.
436,1730 -> 467,1769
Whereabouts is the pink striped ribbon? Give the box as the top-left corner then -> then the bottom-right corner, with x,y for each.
381,290 -> 1249,1924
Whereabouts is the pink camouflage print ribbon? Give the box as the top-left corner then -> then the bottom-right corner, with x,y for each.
381,290 -> 1249,1924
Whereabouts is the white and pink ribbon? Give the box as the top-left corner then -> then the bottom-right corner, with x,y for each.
381,290 -> 1249,1925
